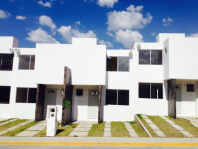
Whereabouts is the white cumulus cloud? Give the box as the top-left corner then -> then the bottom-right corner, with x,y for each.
162,17 -> 173,26
16,15 -> 26,20
0,9 -> 11,19
37,1 -> 51,7
58,26 -> 96,43
107,5 -> 152,31
151,32 -> 156,36
75,21 -> 81,25
98,40 -> 113,48
188,33 -> 198,37
106,32 -> 115,37
97,0 -> 118,8
115,29 -> 143,48
39,15 -> 56,32
26,28 -> 59,43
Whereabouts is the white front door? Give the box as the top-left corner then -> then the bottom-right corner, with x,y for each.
87,89 -> 98,119
44,88 -> 57,118
176,84 -> 182,114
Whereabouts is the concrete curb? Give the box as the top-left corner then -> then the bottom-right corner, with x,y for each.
134,115 -> 152,138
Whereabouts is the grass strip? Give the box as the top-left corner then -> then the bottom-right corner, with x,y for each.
147,116 -> 185,138
129,121 -> 149,137
167,117 -> 198,137
136,114 -> 158,137
0,119 -> 27,132
34,128 -> 46,137
56,124 -> 78,137
111,122 -> 130,137
0,118 -> 13,124
2,121 -> 37,136
88,122 -> 105,137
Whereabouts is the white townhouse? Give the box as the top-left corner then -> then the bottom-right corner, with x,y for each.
0,33 -> 198,125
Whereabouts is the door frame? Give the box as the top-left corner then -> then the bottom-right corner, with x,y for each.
44,88 -> 57,118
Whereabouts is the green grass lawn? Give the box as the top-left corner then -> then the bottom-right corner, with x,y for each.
111,122 -> 130,137
0,119 -> 13,124
56,124 -> 78,137
2,121 -> 37,136
136,114 -> 158,137
147,116 -> 185,138
0,119 -> 27,132
167,117 -> 198,137
88,122 -> 105,137
34,128 -> 46,137
129,121 -> 149,137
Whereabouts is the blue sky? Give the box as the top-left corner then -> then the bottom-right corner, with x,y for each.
0,0 -> 198,49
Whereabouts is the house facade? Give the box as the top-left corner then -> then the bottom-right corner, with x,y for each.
0,33 -> 198,124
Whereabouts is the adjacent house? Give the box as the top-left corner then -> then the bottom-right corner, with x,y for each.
0,33 -> 198,125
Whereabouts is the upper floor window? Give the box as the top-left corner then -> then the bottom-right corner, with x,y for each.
19,55 -> 35,70
0,54 -> 14,71
107,56 -> 129,71
0,86 -> 11,104
139,50 -> 162,65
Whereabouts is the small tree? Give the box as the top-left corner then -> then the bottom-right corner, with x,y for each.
63,100 -> 71,108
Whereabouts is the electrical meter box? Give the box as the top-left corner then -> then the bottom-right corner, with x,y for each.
46,106 -> 57,137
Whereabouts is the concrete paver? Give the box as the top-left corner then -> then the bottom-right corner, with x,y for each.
0,131 -> 8,135
128,129 -> 135,133
69,132 -> 88,137
105,124 -> 111,128
103,132 -> 111,137
104,128 -> 111,132
124,122 -> 139,138
103,122 -> 111,137
0,119 -> 7,122
148,123 -> 159,130
155,130 -> 166,138
144,119 -> 153,124
16,131 -> 40,137
129,132 -> 139,138
160,116 -> 194,138
27,126 -> 46,131
0,119 -> 16,126
73,128 -> 91,132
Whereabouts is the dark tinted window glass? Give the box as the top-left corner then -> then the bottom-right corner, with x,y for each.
0,86 -> 10,103
139,83 -> 150,98
139,50 -> 150,64
30,55 -> 35,70
118,57 -> 129,71
16,88 -> 27,103
187,84 -> 194,92
76,89 -> 83,96
151,83 -> 163,99
118,90 -> 129,105
19,55 -> 30,69
107,57 -> 117,71
106,89 -> 117,105
0,54 -> 14,70
151,50 -> 162,65
28,88 -> 37,103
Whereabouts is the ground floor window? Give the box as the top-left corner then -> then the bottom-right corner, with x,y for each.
0,86 -> 11,104
106,89 -> 129,105
16,88 -> 37,103
139,83 -> 163,99
186,84 -> 194,92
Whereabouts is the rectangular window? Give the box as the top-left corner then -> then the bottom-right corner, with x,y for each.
16,88 -> 37,103
139,83 -> 163,99
118,57 -> 129,71
118,90 -> 129,105
106,89 -> 117,105
139,83 -> 150,98
0,54 -> 14,71
151,50 -> 162,65
139,50 -> 150,64
0,86 -> 11,104
76,89 -> 83,96
106,89 -> 129,105
187,84 -> 194,92
19,55 -> 35,70
151,83 -> 163,99
107,57 -> 117,71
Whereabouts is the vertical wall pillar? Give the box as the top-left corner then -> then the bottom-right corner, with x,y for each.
168,79 -> 176,119
35,84 -> 46,122
61,66 -> 73,127
98,85 -> 101,124
195,82 -> 198,117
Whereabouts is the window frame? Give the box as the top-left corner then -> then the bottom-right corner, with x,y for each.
139,50 -> 163,65
106,56 -> 130,72
76,89 -> 83,96
0,86 -> 11,104
0,54 -> 14,71
18,55 -> 35,70
16,87 -> 37,103
186,84 -> 194,92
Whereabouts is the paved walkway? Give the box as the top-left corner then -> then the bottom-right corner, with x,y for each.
103,122 -> 111,137
0,119 -> 33,135
142,115 -> 166,137
160,116 -> 194,138
124,122 -> 139,138
69,121 -> 96,137
16,120 -> 46,137
0,119 -> 16,126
